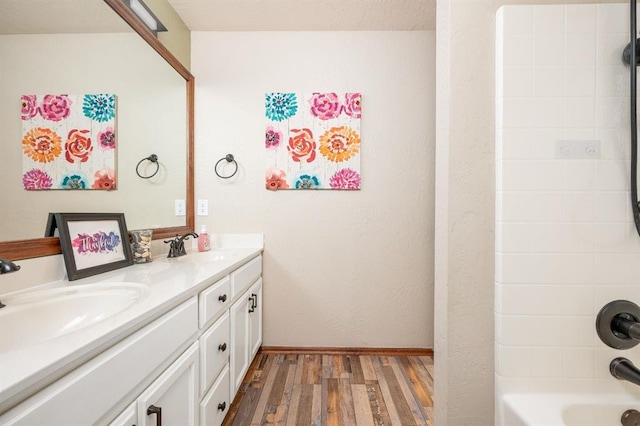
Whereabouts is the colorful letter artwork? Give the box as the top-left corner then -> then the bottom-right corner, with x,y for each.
21,94 -> 117,191
265,92 -> 361,190
72,231 -> 121,255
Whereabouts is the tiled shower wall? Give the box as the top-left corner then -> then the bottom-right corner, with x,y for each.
496,3 -> 640,396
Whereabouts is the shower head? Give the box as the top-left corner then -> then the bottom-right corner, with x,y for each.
623,38 -> 640,66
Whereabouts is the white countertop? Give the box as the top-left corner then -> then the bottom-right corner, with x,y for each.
0,237 -> 262,413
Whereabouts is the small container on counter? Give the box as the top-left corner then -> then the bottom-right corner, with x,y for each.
198,225 -> 210,252
130,229 -> 153,263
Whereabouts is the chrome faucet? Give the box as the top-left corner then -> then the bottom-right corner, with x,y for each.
164,232 -> 199,258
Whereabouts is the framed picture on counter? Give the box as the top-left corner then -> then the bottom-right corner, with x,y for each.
55,212 -> 133,281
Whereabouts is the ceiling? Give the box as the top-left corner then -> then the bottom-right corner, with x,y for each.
167,0 -> 436,31
0,0 -> 131,34
0,0 -> 435,35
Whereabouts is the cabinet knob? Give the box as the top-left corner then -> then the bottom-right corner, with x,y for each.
218,342 -> 227,352
218,294 -> 227,302
218,401 -> 227,411
147,404 -> 162,426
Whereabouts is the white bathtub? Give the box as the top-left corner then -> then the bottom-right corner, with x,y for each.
502,393 -> 640,426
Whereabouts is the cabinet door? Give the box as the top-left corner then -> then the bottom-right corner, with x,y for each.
229,293 -> 250,397
137,343 -> 199,426
248,279 -> 263,359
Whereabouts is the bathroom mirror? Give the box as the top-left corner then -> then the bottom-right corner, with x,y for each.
0,0 -> 194,260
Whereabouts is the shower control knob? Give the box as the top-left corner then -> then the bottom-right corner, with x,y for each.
621,409 -> 640,426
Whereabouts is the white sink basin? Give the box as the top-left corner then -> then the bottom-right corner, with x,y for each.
0,282 -> 149,353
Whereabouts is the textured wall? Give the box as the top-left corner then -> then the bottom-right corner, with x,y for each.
191,31 -> 435,348
441,1 -> 498,424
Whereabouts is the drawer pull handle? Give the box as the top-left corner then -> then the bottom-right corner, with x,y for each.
147,405 -> 162,426
248,295 -> 255,313
218,294 -> 227,302
218,342 -> 227,352
218,401 -> 227,411
249,293 -> 258,313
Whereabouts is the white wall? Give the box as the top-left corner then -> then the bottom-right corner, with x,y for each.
192,31 -> 435,347
496,2 -> 640,420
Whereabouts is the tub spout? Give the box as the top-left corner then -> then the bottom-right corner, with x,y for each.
611,357 -> 640,387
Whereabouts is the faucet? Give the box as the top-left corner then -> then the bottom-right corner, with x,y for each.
0,257 -> 20,275
610,357 -> 640,387
0,257 -> 20,309
164,232 -> 198,258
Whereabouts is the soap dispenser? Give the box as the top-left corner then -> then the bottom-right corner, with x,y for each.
198,225 -> 210,252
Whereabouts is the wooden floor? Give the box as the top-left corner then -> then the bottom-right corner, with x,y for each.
222,352 -> 434,426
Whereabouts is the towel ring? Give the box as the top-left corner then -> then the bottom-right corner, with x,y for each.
136,154 -> 159,179
215,154 -> 238,179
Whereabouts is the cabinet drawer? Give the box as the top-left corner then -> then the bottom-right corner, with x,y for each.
0,298 -> 198,425
199,276 -> 230,328
200,365 -> 230,426
230,255 -> 261,297
200,311 -> 230,395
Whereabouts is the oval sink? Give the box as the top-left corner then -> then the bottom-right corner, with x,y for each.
0,282 -> 149,353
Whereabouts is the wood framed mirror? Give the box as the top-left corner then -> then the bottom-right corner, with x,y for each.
0,0 -> 194,260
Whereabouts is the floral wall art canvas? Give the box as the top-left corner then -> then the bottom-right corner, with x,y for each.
265,92 -> 361,190
21,94 -> 117,190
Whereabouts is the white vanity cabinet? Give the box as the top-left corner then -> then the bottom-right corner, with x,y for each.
0,253 -> 263,426
0,297 -> 199,425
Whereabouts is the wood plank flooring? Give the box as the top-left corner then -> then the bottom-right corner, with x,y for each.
222,353 -> 434,426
